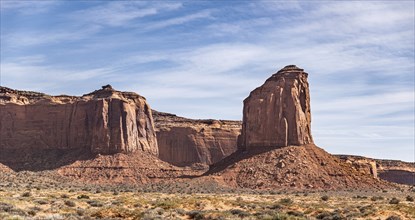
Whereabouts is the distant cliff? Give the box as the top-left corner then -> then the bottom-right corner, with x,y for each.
153,111 -> 240,166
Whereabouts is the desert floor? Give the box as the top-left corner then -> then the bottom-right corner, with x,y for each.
0,171 -> 414,220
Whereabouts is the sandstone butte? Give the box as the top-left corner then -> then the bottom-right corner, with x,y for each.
239,65 -> 313,150
0,85 -> 158,170
206,65 -> 391,190
0,65 -> 411,189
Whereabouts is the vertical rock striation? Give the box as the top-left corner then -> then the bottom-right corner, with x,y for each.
239,65 -> 313,150
0,85 -> 158,160
153,111 -> 240,166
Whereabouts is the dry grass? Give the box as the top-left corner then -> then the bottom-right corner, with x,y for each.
0,171 -> 414,219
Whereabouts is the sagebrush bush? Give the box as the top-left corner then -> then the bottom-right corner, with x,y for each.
389,198 -> 400,204
77,194 -> 90,199
21,192 -> 32,197
65,200 -> 76,207
321,195 -> 329,201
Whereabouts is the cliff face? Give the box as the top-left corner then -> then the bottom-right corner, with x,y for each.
336,155 -> 378,178
337,155 -> 415,185
0,85 -> 158,165
206,65 -> 389,190
239,65 -> 313,150
153,111 -> 240,166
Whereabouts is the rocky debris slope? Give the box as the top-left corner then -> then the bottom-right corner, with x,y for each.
153,111 -> 240,166
336,155 -> 378,178
206,145 -> 389,190
337,155 -> 415,185
56,151 -> 202,185
240,65 -> 313,150
0,163 -> 12,173
206,65 -> 390,190
0,85 -> 158,171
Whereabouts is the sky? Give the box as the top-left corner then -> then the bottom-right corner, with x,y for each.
0,0 -> 414,162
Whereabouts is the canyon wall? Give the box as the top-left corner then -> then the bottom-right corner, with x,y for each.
0,85 -> 158,162
153,111 -> 240,166
239,65 -> 313,150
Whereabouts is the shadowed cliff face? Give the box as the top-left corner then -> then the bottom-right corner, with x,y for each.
153,111 -> 241,167
239,65 -> 313,150
0,85 -> 158,171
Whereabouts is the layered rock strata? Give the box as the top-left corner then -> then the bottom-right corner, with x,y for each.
206,65 -> 389,190
337,155 -> 415,185
0,85 -> 158,170
153,111 -> 240,166
239,65 -> 313,150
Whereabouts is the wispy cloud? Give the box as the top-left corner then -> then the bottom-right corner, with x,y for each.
146,9 -> 213,30
71,1 -> 182,27
0,0 -> 57,14
1,1 -> 414,161
3,25 -> 101,47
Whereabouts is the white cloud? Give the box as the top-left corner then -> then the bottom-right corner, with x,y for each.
3,25 -> 101,47
146,10 -> 213,30
0,0 -> 57,14
71,1 -> 182,27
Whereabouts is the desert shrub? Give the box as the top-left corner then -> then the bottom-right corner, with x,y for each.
0,202 -> 14,212
287,210 -> 304,217
321,195 -> 329,201
279,198 -> 293,205
389,198 -> 400,204
61,194 -> 69,199
406,195 -> 414,202
270,212 -> 305,220
175,208 -> 186,216
21,192 -> 31,197
270,204 -> 282,210
113,191 -> 119,195
77,194 -> 90,199
230,209 -> 250,217
27,210 -> 37,216
76,208 -> 85,216
386,216 -> 401,220
87,200 -> 103,207
35,199 -> 49,205
64,200 -> 76,207
152,199 -> 177,210
187,210 -> 204,220
370,196 -> 384,201
316,211 -> 331,219
358,205 -> 376,217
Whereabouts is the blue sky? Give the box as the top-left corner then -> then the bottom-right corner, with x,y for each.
1,0 -> 414,162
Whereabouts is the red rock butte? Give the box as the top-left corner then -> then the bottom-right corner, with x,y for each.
0,85 -> 158,157
239,65 -> 313,150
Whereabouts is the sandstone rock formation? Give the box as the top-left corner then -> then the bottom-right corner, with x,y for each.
337,155 -> 415,185
56,152 -> 202,185
206,145 -> 389,190
336,155 -> 378,178
206,65 -> 390,190
375,160 -> 415,185
153,111 -> 240,166
239,65 -> 313,150
0,85 -> 158,170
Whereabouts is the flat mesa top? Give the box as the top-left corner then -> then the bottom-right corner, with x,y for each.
277,65 -> 305,73
265,65 -> 308,82
0,85 -> 145,105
